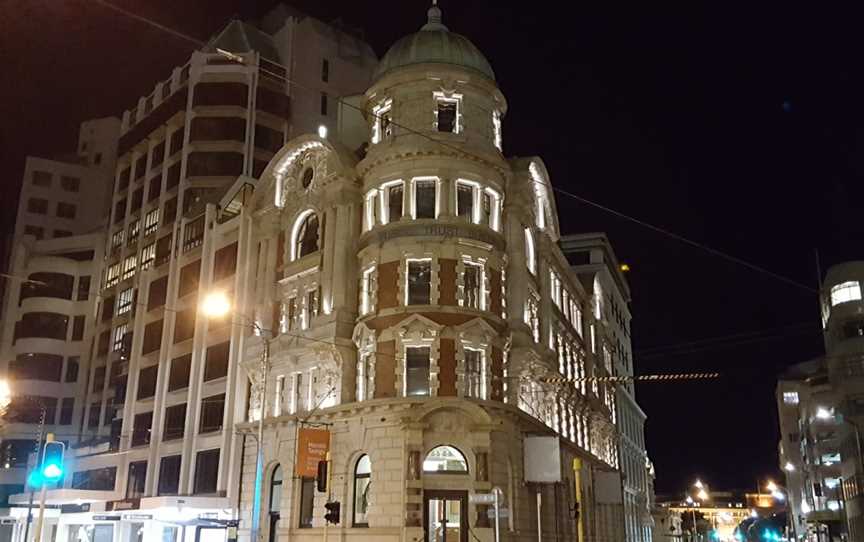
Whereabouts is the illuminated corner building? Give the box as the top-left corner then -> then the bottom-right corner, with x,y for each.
0,6 -> 376,542
562,234 -> 655,542
235,5 -> 625,542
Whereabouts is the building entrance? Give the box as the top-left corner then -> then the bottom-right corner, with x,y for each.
424,490 -> 468,542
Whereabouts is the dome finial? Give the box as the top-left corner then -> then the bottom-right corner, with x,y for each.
421,0 -> 448,31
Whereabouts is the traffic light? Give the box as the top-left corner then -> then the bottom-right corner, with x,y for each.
40,441 -> 65,482
324,501 -> 340,525
317,460 -> 328,492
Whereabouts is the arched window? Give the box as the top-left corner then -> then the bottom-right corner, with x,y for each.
270,464 -> 283,513
291,211 -> 319,261
268,464 -> 282,542
353,455 -> 371,527
423,446 -> 468,474
524,228 -> 536,275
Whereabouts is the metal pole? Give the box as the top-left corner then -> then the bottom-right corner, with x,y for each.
249,337 -> 270,542
536,491 -> 542,542
493,487 -> 501,542
31,483 -> 48,542
691,508 -> 697,542
22,401 -> 46,542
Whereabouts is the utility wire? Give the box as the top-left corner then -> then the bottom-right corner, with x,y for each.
86,0 -> 817,295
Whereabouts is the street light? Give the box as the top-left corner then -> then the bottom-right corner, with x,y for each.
783,462 -> 796,472
201,291 -> 272,542
0,380 -> 48,542
686,480 -> 710,542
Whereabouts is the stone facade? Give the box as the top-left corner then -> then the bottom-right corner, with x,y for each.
235,5 -> 637,542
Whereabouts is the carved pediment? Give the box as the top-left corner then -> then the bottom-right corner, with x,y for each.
397,313 -> 443,342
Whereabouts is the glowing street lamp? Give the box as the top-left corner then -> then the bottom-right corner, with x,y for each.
783,462 -> 795,472
201,290 -> 271,542
201,291 -> 232,319
816,407 -> 833,420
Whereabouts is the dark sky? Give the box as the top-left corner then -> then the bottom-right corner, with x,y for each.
3,0 -> 864,494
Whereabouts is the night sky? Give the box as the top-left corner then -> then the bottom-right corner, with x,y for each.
3,0 -> 863,495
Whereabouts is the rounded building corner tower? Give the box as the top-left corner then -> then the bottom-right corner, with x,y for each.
239,4 -> 632,542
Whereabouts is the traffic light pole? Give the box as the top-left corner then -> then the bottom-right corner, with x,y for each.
31,483 -> 48,542
21,399 -> 46,542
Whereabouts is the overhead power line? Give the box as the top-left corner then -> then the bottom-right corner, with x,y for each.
87,0 -> 817,295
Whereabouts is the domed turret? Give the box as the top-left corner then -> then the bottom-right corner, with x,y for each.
373,2 -> 495,81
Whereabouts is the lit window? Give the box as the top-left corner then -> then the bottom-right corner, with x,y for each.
492,110 -> 502,150
303,288 -> 319,329
357,353 -> 373,401
406,259 -> 432,305
831,281 -> 862,306
462,260 -> 484,310
106,263 -> 121,288
128,219 -> 140,244
112,230 -> 125,250
381,181 -> 404,223
290,372 -> 304,414
423,445 -> 468,473
274,376 -> 285,417
122,255 -> 137,281
783,391 -> 799,405
363,190 -> 377,231
118,288 -> 134,315
291,211 -> 319,260
524,228 -> 536,275
141,243 -> 155,269
405,346 -> 431,396
113,324 -> 128,352
286,298 -> 297,331
464,348 -> 486,400
360,266 -> 376,316
412,177 -> 437,219
456,181 -> 475,221
524,293 -> 540,343
353,455 -> 371,526
433,92 -> 462,133
372,98 -> 393,144
143,208 -> 160,236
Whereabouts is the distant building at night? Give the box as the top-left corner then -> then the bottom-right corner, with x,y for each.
655,491 -> 783,542
563,233 -> 656,542
776,261 -> 864,541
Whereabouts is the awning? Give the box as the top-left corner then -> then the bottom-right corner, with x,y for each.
9,490 -> 118,507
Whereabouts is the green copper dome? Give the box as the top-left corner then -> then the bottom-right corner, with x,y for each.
373,4 -> 495,81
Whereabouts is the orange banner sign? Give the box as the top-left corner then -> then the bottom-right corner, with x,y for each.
296,428 -> 330,478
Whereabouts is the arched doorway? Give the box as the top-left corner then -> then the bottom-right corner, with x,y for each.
268,465 -> 282,542
423,446 -> 469,542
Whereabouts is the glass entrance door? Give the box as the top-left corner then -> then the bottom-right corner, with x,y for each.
424,491 -> 467,542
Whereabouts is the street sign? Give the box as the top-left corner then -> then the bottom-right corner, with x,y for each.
470,493 -> 496,504
487,508 -> 509,519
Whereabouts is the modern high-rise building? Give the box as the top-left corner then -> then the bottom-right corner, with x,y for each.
776,261 -> 864,541
0,115 -> 119,536
0,6 -> 376,542
563,233 -> 655,542
777,358 -> 842,541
